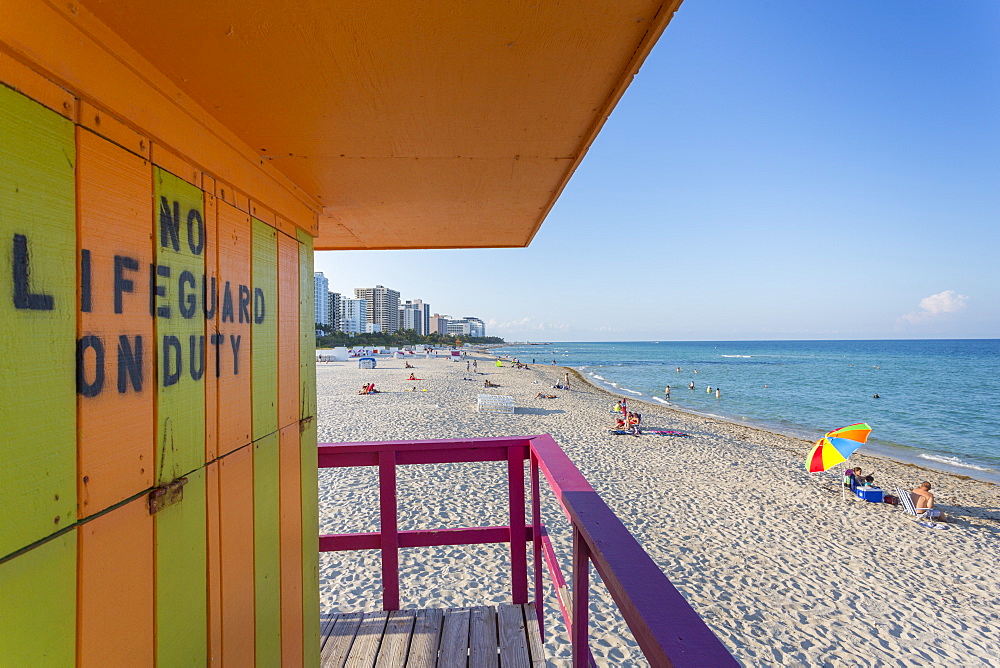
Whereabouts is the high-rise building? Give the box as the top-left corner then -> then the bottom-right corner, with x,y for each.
430,313 -> 450,335
340,298 -> 368,335
445,317 -> 486,338
446,320 -> 470,336
327,292 -> 341,331
463,317 -> 486,337
400,299 -> 431,335
313,272 -> 329,326
354,285 -> 400,333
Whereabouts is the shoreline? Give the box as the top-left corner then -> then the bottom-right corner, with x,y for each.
561,362 -> 1000,488
552,360 -> 1000,486
317,352 -> 1000,665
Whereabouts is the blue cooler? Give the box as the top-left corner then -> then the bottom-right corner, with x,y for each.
856,487 -> 884,503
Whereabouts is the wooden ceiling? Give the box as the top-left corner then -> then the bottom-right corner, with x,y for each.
83,1 -> 682,249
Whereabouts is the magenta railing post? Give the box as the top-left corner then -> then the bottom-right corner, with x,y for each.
508,446 -> 528,604
571,525 -> 590,668
378,450 -> 400,610
530,451 -> 544,639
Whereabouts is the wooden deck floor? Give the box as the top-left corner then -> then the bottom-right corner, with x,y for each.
320,603 -> 546,667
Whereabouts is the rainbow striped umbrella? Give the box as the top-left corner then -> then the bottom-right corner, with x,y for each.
806,423 -> 872,473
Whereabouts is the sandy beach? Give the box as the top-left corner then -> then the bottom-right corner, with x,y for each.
316,352 -> 1000,666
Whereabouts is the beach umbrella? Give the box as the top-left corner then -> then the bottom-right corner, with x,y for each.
824,423 -> 872,444
805,423 -> 872,473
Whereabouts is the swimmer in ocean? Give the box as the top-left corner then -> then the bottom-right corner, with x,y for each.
689,381 -> 695,390
873,393 -> 880,398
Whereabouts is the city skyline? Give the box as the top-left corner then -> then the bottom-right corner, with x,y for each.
313,273 -> 487,337
314,1 -> 999,342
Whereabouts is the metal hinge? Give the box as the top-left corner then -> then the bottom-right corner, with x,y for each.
148,477 -> 188,515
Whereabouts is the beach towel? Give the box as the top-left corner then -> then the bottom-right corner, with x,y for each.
646,429 -> 690,437
918,521 -> 948,530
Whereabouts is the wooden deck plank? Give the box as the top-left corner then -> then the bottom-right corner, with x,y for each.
438,607 -> 472,668
375,609 -> 416,667
320,612 -> 363,667
319,604 -> 544,667
345,610 -> 389,665
497,604 -> 531,668
522,604 -> 546,668
406,608 -> 444,668
319,612 -> 339,651
469,605 -> 499,668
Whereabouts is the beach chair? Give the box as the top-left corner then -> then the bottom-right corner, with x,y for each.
477,394 -> 515,414
894,486 -> 934,521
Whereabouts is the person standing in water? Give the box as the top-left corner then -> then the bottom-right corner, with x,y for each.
707,386 -> 712,394
689,381 -> 695,390
715,387 -> 721,399
665,386 -> 671,400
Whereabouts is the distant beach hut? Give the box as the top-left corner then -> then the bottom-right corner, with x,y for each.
358,357 -> 377,369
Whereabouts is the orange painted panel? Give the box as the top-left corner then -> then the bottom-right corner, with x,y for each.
78,100 -> 149,159
204,190 -> 219,461
76,128 -> 154,517
216,201 -> 252,456
250,200 -> 276,225
278,423 -> 303,667
77,494 -> 153,667
151,143 -> 200,186
277,230 -> 299,430
206,462 -> 223,665
218,445 -> 255,666
0,50 -> 76,118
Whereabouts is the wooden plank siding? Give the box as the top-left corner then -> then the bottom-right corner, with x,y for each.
1,62 -> 315,666
253,431 -> 282,665
251,217 -> 278,440
0,83 -> 77,557
216,200 -> 252,456
154,467 -> 208,666
153,166 -> 206,485
75,128 -> 154,517
299,228 -> 320,666
77,495 -> 153,667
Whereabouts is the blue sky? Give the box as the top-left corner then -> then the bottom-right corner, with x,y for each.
315,0 -> 1000,342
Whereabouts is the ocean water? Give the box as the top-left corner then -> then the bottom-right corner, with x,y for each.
492,340 -> 1000,484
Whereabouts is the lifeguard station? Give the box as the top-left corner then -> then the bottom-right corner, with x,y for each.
1,2 -> 734,665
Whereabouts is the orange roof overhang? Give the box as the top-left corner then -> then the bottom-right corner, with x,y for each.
79,1 -> 682,250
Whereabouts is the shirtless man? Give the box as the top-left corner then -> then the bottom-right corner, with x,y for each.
911,481 -> 948,521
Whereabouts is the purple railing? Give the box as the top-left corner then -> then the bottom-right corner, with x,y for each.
318,434 -> 736,667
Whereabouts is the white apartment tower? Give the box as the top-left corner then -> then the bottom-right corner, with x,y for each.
400,299 -> 431,335
340,298 -> 368,335
354,285 -> 400,333
313,272 -> 329,326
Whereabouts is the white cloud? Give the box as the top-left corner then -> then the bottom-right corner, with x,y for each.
898,290 -> 969,325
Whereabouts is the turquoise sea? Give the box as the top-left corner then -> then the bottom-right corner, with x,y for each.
492,340 -> 1000,484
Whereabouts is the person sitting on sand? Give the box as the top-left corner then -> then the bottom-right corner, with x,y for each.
358,383 -> 378,395
626,412 -> 640,434
484,379 -> 499,388
407,373 -> 417,380
911,481 -> 948,521
613,400 -> 623,413
405,362 -> 414,368
535,392 -> 556,399
614,416 -> 626,430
